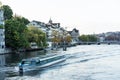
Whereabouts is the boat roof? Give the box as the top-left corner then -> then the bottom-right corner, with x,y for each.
21,53 -> 65,62
22,57 -> 40,62
40,53 -> 65,61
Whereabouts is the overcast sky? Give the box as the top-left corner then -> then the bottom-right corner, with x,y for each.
1,0 -> 120,34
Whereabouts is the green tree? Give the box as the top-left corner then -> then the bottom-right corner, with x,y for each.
79,35 -> 89,42
5,17 -> 29,50
88,35 -> 97,42
27,26 -> 47,47
65,35 -> 72,43
2,5 -> 13,20
79,35 -> 97,42
14,15 -> 30,25
51,30 -> 60,43
0,24 -> 4,29
21,17 -> 30,25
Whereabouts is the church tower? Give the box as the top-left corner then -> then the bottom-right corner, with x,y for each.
49,18 -> 53,24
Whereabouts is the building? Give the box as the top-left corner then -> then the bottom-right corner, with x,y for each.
0,2 -> 5,53
27,20 -> 47,32
68,28 -> 80,43
46,19 -> 61,40
46,18 -> 60,29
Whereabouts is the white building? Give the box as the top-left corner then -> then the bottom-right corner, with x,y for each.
68,28 -> 80,42
0,2 -> 5,53
27,20 -> 47,32
99,37 -> 104,42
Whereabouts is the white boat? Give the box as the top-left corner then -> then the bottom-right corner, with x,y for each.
18,54 -> 66,73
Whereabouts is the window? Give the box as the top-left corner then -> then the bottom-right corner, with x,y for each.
2,45 -> 4,48
1,33 -> 3,36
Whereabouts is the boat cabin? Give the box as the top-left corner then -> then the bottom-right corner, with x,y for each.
19,54 -> 66,73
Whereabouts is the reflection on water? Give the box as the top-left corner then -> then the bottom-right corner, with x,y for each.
0,55 -> 5,66
5,50 -> 47,66
0,55 -> 5,80
0,72 -> 5,80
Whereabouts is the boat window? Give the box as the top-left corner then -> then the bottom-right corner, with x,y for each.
36,60 -> 40,64
21,61 -> 25,64
31,60 -> 36,64
22,61 -> 31,65
40,60 -> 47,65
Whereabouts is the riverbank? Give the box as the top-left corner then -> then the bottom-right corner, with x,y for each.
0,43 -> 78,55
25,48 -> 44,52
0,47 -> 45,55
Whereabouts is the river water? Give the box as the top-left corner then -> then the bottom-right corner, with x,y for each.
1,45 -> 120,80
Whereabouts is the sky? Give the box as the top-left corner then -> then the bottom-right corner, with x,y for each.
1,0 -> 120,34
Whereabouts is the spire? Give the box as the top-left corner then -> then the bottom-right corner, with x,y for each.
49,18 -> 52,24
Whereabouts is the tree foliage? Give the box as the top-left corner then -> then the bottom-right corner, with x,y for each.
14,15 -> 30,25
65,35 -> 72,43
51,30 -> 61,43
27,26 -> 47,47
5,17 -> 29,50
88,35 -> 98,42
79,35 -> 97,42
2,5 -> 13,20
0,24 -> 4,29
79,35 -> 89,42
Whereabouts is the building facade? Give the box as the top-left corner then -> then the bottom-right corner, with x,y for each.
0,2 -> 5,53
68,28 -> 80,43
